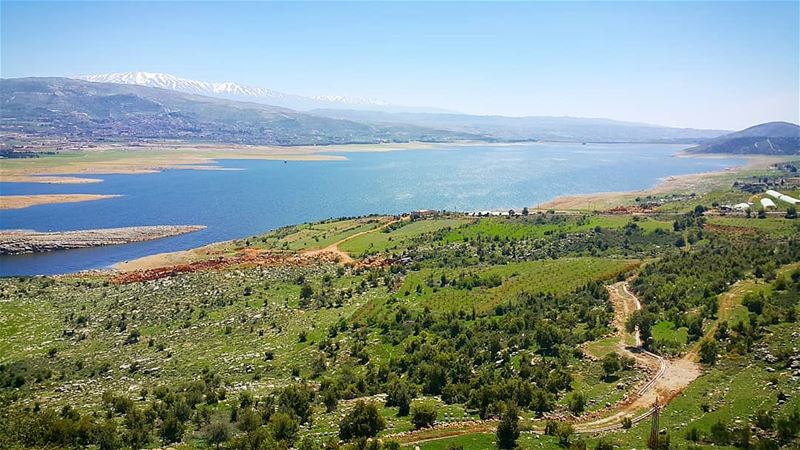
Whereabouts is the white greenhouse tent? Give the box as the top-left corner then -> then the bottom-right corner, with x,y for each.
765,189 -> 800,205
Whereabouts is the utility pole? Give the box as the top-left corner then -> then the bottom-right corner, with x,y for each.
648,400 -> 661,449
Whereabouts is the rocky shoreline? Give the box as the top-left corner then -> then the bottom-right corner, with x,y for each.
0,225 -> 206,255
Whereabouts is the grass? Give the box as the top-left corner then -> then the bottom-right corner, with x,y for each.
651,320 -> 689,349
439,215 -> 673,244
706,216 -> 800,237
377,257 -> 637,315
254,217 -> 388,251
339,218 -> 471,255
0,264 -> 380,406
582,335 -> 619,359
1,206 -> 798,450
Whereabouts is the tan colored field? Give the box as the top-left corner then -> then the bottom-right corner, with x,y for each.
0,144 -> 348,184
0,194 -> 121,210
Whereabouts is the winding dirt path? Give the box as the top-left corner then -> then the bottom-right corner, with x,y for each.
391,281 -> 700,445
302,217 -> 405,264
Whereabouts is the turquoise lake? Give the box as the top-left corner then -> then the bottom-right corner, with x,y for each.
0,143 -> 744,276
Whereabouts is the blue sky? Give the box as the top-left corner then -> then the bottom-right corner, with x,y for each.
2,1 -> 798,130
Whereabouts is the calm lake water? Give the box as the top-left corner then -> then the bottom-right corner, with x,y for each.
0,143 -> 744,276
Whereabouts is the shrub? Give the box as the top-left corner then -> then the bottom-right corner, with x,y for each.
338,401 -> 385,441
496,402 -> 520,449
411,402 -> 437,430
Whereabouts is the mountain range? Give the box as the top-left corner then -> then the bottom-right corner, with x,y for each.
686,122 -> 800,155
0,77 -> 477,146
72,72 -> 727,143
309,109 -> 728,143
5,75 -> 790,149
75,72 -> 444,113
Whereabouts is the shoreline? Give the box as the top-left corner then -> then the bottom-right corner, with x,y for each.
111,153 -> 788,273
0,140 -> 692,185
0,144 -> 350,184
537,153 -> 787,211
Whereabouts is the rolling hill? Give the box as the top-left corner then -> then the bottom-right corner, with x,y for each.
686,121 -> 800,155
310,109 -> 729,143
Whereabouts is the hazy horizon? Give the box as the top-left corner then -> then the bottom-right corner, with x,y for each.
2,1 -> 798,130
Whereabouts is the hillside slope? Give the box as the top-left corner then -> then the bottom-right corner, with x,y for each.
0,77 -> 479,146
311,109 -> 728,143
686,121 -> 800,155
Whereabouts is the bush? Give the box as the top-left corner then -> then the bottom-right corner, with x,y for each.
278,384 -> 314,424
699,339 -> 718,365
567,392 -> 586,415
160,413 -> 184,444
338,401 -> 385,441
269,412 -> 299,443
594,440 -> 613,450
411,402 -> 437,430
386,379 -> 415,416
496,402 -> 520,449
601,352 -> 621,379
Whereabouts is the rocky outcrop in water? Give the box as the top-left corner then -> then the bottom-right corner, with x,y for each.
0,225 -> 206,255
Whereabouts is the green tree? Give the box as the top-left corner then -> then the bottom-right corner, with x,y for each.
567,392 -> 586,415
411,402 -> 437,430
556,422 -> 575,447
300,283 -> 314,300
699,339 -> 719,365
323,388 -> 338,413
160,413 -> 184,444
278,384 -> 314,424
237,408 -> 262,433
229,427 -> 281,450
386,379 -> 415,416
94,419 -> 121,450
203,420 -> 231,450
269,412 -> 299,444
338,401 -> 385,441
496,402 -> 520,449
601,353 -> 622,379
594,440 -> 613,450
124,406 -> 151,450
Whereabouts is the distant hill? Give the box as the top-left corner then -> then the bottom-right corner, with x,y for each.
310,109 -> 728,143
0,77 -> 478,146
686,122 -> 800,155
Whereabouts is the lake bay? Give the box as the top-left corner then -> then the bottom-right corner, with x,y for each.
0,143 -> 744,275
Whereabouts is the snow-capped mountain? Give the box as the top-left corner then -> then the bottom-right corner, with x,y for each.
75,72 -> 395,111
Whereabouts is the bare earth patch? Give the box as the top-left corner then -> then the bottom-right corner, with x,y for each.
0,194 -> 121,210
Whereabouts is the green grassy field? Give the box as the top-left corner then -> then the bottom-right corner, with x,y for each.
1,180 -> 798,450
439,215 -> 673,244
366,257 -> 637,318
253,217 -> 389,251
339,218 -> 471,255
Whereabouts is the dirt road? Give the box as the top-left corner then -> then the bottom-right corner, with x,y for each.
302,217 -> 404,264
391,281 -> 701,445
